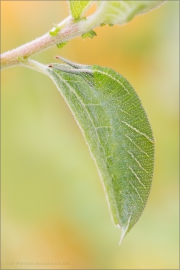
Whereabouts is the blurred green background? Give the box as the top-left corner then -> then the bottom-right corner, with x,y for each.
1,1 -> 179,269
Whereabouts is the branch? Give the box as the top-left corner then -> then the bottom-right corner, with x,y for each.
0,15 -> 101,70
1,0 -> 167,70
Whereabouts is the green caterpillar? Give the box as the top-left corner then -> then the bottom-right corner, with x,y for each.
48,57 -> 154,243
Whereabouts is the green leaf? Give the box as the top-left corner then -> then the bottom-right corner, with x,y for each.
68,1 -> 93,20
74,17 -> 87,23
47,58 -> 154,243
82,30 -> 97,39
49,24 -> 60,37
17,56 -> 28,62
56,42 -> 68,49
94,1 -> 167,25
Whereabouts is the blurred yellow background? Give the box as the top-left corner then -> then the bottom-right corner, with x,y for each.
1,1 -> 179,269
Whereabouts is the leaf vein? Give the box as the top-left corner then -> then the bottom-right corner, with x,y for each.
124,134 -> 150,157
121,121 -> 154,143
94,69 -> 130,95
127,151 -> 149,173
128,166 -> 146,189
129,181 -> 144,203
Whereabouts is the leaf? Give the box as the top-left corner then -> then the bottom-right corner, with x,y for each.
56,42 -> 68,49
90,1 -> 167,26
68,0 -> 93,20
49,24 -> 60,36
47,58 -> 154,243
82,29 -> 97,39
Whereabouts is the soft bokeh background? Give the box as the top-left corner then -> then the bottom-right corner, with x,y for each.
1,1 -> 179,269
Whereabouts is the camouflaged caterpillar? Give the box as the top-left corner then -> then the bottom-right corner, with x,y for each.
48,56 -> 154,243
